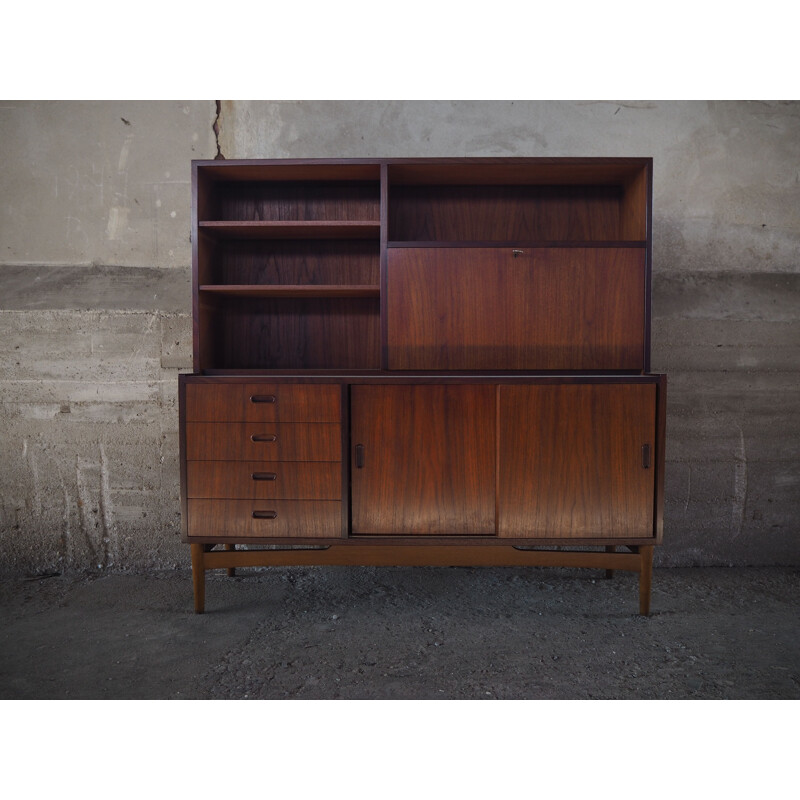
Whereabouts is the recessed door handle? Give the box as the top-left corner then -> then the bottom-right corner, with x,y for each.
250,394 -> 277,404
252,510 -> 277,519
355,444 -> 365,469
642,444 -> 651,469
252,472 -> 277,481
251,434 -> 277,442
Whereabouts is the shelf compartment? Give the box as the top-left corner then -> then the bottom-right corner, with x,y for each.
199,285 -> 379,298
197,238 -> 379,287
201,179 -> 380,223
198,221 -> 380,239
197,294 -> 380,371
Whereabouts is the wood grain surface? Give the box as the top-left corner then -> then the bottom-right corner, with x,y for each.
186,461 -> 341,500
387,247 -> 645,370
351,385 -> 496,534
498,384 -> 656,538
185,422 -> 341,462
185,383 -> 341,422
187,499 -> 342,538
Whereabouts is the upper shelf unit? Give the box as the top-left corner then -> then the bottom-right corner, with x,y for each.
191,158 -> 652,373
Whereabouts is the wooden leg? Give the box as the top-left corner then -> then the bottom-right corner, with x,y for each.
191,543 -> 206,614
225,543 -> 236,577
638,545 -> 654,616
605,545 -> 615,579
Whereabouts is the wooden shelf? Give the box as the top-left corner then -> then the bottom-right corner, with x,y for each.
199,284 -> 380,298
199,221 -> 380,239
388,240 -> 648,248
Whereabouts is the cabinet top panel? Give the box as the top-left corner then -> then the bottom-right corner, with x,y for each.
193,158 -> 652,186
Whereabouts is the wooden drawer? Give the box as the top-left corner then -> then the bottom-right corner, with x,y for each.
187,499 -> 342,539
184,383 -> 341,422
186,422 -> 341,462
186,461 -> 341,500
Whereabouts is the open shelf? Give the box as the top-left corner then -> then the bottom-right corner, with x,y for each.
198,221 -> 380,239
199,284 -> 380,298
197,294 -> 380,371
387,184 -> 643,242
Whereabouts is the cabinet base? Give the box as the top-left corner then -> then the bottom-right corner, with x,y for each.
190,543 -> 655,616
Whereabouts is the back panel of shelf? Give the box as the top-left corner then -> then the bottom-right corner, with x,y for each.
388,184 -> 626,242
200,180 -> 380,222
198,236 -> 379,286
197,294 -> 380,371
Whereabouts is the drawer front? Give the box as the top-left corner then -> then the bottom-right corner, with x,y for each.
186,422 -> 341,462
185,383 -> 341,423
186,461 -> 341,500
187,499 -> 342,539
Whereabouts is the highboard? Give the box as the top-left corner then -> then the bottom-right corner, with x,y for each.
180,157 -> 666,614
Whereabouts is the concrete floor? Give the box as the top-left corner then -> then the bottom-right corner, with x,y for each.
0,565 -> 797,700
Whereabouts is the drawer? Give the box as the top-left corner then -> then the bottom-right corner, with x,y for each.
184,383 -> 341,423
185,422 -> 341,462
187,499 -> 342,539
186,461 -> 341,500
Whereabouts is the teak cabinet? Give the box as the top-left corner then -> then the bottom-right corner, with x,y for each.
180,158 -> 666,615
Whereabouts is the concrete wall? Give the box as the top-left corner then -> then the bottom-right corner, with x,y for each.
1,100 -> 798,573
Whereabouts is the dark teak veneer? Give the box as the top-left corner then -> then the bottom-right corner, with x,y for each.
181,157 -> 665,615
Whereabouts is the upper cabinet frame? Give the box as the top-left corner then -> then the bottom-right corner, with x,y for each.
191,158 -> 653,374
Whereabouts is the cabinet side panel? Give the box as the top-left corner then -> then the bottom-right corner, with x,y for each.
620,165 -> 650,241
498,384 -> 656,538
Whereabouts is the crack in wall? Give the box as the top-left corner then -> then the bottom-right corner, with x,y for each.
213,101 -> 225,160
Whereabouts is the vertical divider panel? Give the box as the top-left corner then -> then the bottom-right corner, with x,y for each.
380,162 -> 389,370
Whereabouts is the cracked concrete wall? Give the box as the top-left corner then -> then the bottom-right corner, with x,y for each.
0,101 -> 213,573
1,100 -> 798,572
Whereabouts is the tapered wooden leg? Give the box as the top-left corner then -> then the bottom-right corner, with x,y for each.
225,543 -> 236,577
638,545 -> 654,616
191,543 -> 206,614
605,545 -> 615,579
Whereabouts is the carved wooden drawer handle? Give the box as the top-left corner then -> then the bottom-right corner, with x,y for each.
250,395 -> 277,404
251,434 -> 277,442
252,510 -> 278,519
